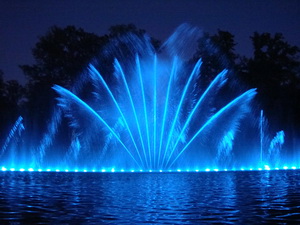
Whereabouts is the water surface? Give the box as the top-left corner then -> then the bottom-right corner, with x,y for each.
0,170 -> 300,224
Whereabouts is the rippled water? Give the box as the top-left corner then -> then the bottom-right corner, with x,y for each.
0,170 -> 300,224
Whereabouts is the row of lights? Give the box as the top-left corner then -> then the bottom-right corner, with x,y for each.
0,166 -> 299,173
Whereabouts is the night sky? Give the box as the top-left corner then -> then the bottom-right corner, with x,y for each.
0,0 -> 299,84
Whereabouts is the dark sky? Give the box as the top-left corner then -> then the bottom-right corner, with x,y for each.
0,0 -> 299,84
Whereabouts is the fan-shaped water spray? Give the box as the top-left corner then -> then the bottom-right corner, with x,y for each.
1,24 -> 287,171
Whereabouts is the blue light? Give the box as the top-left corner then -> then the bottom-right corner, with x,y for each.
131,170 -> 135,172
2,165 -> 300,174
264,165 -> 270,170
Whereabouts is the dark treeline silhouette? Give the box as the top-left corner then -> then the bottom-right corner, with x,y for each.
1,24 -> 299,156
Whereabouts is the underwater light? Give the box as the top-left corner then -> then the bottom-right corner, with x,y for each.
1,166 -> 300,173
264,165 -> 271,170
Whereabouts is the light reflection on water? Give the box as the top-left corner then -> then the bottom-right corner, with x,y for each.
0,171 -> 300,224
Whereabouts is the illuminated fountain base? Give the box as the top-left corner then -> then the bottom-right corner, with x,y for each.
1,165 -> 298,173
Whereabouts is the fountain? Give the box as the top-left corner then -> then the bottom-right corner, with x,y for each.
0,24 -> 288,171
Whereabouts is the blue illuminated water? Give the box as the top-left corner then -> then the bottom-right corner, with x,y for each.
1,171 -> 300,224
0,24 -> 289,171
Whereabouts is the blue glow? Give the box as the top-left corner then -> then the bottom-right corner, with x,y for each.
264,165 -> 270,170
1,25 -> 295,172
53,85 -> 141,168
168,89 -> 257,169
158,57 -> 177,168
115,59 -> 147,168
1,166 -> 300,173
88,65 -> 144,167
162,59 -> 202,167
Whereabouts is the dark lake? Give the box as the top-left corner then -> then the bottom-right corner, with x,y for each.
0,170 -> 300,224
